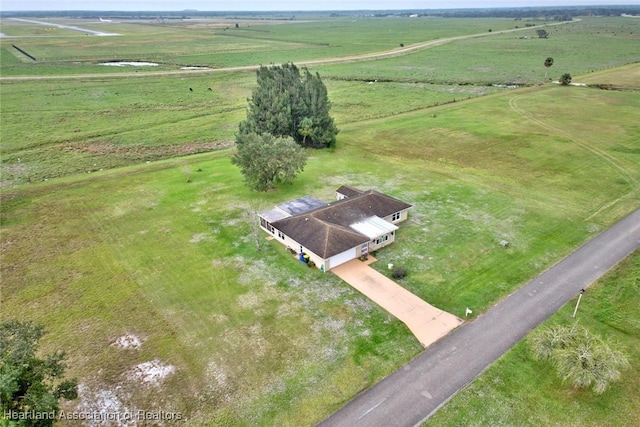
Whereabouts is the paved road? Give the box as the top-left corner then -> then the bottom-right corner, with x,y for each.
318,208 -> 640,427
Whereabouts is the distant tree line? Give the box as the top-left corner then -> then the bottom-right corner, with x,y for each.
363,6 -> 640,19
3,6 -> 637,20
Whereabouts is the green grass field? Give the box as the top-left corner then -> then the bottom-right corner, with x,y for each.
317,17 -> 640,85
0,17 -> 521,75
1,13 -> 639,426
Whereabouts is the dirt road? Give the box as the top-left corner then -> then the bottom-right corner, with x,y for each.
0,20 -> 577,82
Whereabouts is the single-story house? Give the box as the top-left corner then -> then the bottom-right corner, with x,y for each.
259,185 -> 412,271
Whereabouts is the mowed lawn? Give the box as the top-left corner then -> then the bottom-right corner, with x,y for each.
1,153 -> 422,425
334,79 -> 640,314
2,60 -> 640,425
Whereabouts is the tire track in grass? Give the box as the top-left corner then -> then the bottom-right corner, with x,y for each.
508,94 -> 637,186
508,94 -> 639,219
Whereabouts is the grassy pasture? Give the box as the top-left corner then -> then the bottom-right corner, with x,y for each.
3,17 -> 639,186
1,14 -> 640,426
0,72 -> 253,184
2,73 -> 640,424
0,73 -> 505,186
335,82 -> 640,313
425,250 -> 640,427
316,17 -> 640,85
0,152 -> 422,425
0,17 -> 521,76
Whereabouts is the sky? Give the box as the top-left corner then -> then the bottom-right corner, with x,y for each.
1,0 -> 638,12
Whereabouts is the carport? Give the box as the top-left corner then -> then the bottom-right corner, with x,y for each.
332,258 -> 463,347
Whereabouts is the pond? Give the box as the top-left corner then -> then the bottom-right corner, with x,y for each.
99,61 -> 159,67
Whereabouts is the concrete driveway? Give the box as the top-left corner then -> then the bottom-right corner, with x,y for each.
320,208 -> 640,427
332,258 -> 462,347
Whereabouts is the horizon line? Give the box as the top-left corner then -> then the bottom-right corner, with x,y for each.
2,4 -> 640,13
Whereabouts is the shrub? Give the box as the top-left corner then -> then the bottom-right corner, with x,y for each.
528,323 -> 630,394
392,266 -> 407,279
560,73 -> 572,86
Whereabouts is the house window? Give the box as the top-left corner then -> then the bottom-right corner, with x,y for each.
278,231 -> 285,240
391,212 -> 401,222
375,234 -> 389,245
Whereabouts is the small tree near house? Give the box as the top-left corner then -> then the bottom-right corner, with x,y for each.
231,132 -> 307,192
297,117 -> 313,146
560,73 -> 572,86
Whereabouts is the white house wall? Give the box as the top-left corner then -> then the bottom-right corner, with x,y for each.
383,209 -> 410,224
368,232 -> 395,251
270,230 -> 327,270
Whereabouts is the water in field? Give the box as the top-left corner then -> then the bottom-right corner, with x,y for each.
99,61 -> 159,67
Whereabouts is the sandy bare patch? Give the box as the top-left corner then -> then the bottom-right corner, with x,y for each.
198,360 -> 234,405
190,233 -> 211,243
237,259 -> 280,287
237,286 -> 281,311
237,292 -> 261,309
127,360 -> 176,385
111,334 -> 143,350
210,313 -> 229,324
75,384 -> 134,426
207,361 -> 228,388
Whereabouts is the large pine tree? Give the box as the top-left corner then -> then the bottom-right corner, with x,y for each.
238,63 -> 338,148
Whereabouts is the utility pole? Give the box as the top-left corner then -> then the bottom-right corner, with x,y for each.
572,288 -> 585,318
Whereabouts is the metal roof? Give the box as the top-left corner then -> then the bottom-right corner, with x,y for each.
260,196 -> 328,223
276,195 -> 328,216
260,207 -> 291,223
349,216 -> 398,239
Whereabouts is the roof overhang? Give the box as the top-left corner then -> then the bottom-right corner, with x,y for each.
349,216 -> 398,240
